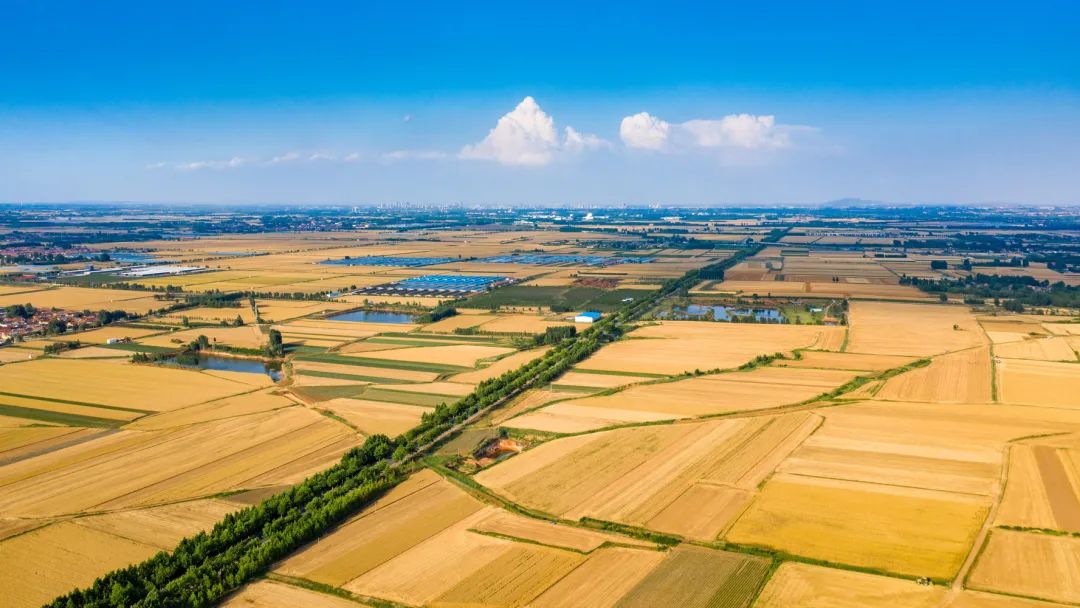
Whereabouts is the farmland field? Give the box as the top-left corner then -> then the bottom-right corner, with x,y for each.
2,218 -> 1079,608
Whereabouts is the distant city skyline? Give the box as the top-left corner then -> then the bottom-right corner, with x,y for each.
2,1 -> 1078,205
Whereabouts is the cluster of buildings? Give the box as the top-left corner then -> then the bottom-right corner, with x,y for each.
0,308 -> 100,343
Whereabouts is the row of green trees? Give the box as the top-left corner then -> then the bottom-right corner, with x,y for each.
48,247 -> 758,608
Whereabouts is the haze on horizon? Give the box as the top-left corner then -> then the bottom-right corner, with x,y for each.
2,1 -> 1078,206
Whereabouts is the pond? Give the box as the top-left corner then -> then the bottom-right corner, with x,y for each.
327,309 -> 416,324
171,354 -> 282,381
664,304 -> 786,323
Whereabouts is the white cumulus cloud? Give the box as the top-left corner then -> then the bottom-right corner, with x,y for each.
461,96 -> 605,166
619,112 -> 671,150
564,126 -> 610,152
621,112 -> 807,152
682,114 -> 790,149
383,149 -> 449,161
175,156 -> 251,171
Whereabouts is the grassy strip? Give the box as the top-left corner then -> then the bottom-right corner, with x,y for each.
314,409 -> 361,433
296,353 -> 469,373
357,388 -> 453,408
718,540 -> 951,585
100,342 -> 177,354
577,518 -> 681,546
295,369 -> 414,384
547,384 -> 606,393
381,331 -> 504,343
0,391 -> 152,414
290,385 -> 368,401
265,573 -> 409,608
0,403 -> 125,428
364,337 -> 470,347
566,367 -> 668,378
997,524 -> 1080,538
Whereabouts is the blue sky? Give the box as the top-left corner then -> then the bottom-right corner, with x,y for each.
2,1 -> 1078,205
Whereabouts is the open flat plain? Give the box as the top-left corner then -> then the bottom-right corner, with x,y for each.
1,221 -> 1078,608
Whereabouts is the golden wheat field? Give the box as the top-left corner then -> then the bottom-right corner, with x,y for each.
0,287 -> 164,314
754,562 -> 948,607
967,529 -> 1080,604
996,358 -> 1080,407
576,321 -> 843,375
3,227 -> 1079,607
221,579 -> 367,608
524,366 -> 855,425
846,301 -> 984,356
0,358 -> 255,411
873,346 -> 993,403
138,324 -> 266,349
479,413 -> 819,541
726,475 -> 989,580
996,443 -> 1080,533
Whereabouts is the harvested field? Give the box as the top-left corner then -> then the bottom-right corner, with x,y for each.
292,359 -> 440,383
726,475 -> 988,579
221,579 -> 365,608
0,407 -> 357,518
558,366 -> 856,419
56,346 -> 130,359
62,325 -> 160,344
0,520 -> 158,608
159,305 -> 258,325
775,351 -> 917,371
0,348 -> 37,363
874,347 -> 992,403
1044,323 -> 1080,336
996,444 -> 1080,532
432,543 -> 585,607
967,529 -> 1080,604
138,325 -> 266,349
994,336 -> 1078,361
469,509 -> 656,552
0,358 -> 252,411
422,313 -> 496,332
277,471 -> 482,587
846,302 -> 984,356
449,346 -> 551,384
551,370 -> 653,389
342,509 -> 509,605
753,562 -> 946,607
76,498 -> 238,549
318,398 -> 429,436
528,547 -> 666,608
503,401 -> 673,434
125,390 -> 294,431
705,280 -> 931,301
645,483 -> 753,541
0,393 -> 143,426
0,287 -> 163,314
778,401 -> 1025,495
357,343 -> 516,367
998,359 -> 1080,407
0,427 -> 96,462
367,381 -> 473,396
946,591 -> 1075,607
480,414 -> 818,538
475,314 -> 575,334
577,322 -> 843,375
613,545 -> 769,608
489,388 -> 579,426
